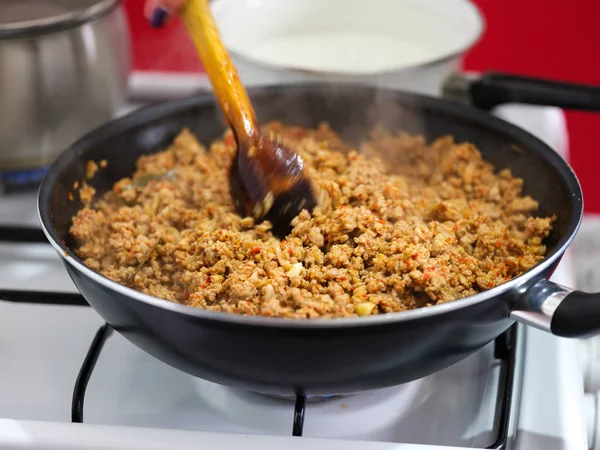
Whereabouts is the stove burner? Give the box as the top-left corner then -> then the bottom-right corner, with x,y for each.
0,166 -> 48,193
267,393 -> 346,402
191,376 -> 431,438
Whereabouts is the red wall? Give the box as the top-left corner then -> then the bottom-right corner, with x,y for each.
123,0 -> 600,213
463,0 -> 600,215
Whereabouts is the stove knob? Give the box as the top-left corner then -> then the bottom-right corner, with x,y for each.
585,392 -> 600,449
580,337 -> 600,392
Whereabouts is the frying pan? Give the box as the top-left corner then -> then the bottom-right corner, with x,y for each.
38,80 -> 600,395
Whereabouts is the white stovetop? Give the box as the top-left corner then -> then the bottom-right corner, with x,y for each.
0,72 -> 588,450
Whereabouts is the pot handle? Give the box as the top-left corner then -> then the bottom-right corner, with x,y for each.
443,72 -> 600,112
510,279 -> 600,339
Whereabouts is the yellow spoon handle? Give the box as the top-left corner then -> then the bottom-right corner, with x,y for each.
180,0 -> 258,140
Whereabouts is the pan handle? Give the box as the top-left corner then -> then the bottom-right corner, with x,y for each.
510,279 -> 600,339
443,72 -> 600,112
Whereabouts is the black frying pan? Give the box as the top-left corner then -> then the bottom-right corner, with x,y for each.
38,80 -> 600,395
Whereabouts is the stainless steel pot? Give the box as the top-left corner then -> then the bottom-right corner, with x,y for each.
0,0 -> 130,185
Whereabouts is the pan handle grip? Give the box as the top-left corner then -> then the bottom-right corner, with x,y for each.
510,279 -> 600,339
443,72 -> 600,112
551,291 -> 600,338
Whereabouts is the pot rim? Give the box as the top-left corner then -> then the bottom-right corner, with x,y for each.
37,84 -> 584,330
0,0 -> 122,39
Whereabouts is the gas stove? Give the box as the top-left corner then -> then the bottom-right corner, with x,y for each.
0,73 -> 588,450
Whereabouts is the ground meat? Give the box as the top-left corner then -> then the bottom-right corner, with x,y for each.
69,122 -> 554,319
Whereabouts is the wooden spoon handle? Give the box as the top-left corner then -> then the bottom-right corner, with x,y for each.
180,0 -> 258,140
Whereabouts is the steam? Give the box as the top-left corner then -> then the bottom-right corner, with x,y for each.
243,80 -> 427,173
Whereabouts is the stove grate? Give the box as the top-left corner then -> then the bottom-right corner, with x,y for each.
68,323 -> 517,448
0,226 -> 516,448
292,394 -> 306,437
72,324 -> 113,423
0,225 -> 47,243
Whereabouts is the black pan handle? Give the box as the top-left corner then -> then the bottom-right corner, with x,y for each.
510,279 -> 600,339
443,72 -> 600,112
551,291 -> 600,338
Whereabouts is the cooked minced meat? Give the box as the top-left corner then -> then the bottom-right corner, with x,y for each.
69,122 -> 554,318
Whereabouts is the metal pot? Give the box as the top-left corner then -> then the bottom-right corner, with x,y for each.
0,0 -> 130,188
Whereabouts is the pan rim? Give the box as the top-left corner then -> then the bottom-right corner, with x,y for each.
37,83 -> 584,329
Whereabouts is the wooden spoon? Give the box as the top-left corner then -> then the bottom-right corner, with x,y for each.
179,0 -> 317,238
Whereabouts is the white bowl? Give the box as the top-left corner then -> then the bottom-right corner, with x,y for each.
211,0 -> 484,95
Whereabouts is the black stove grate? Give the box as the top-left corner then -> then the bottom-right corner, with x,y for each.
1,226 -> 517,449
67,321 -> 516,448
291,326 -> 518,448
1,225 -> 47,243
72,324 -> 113,423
